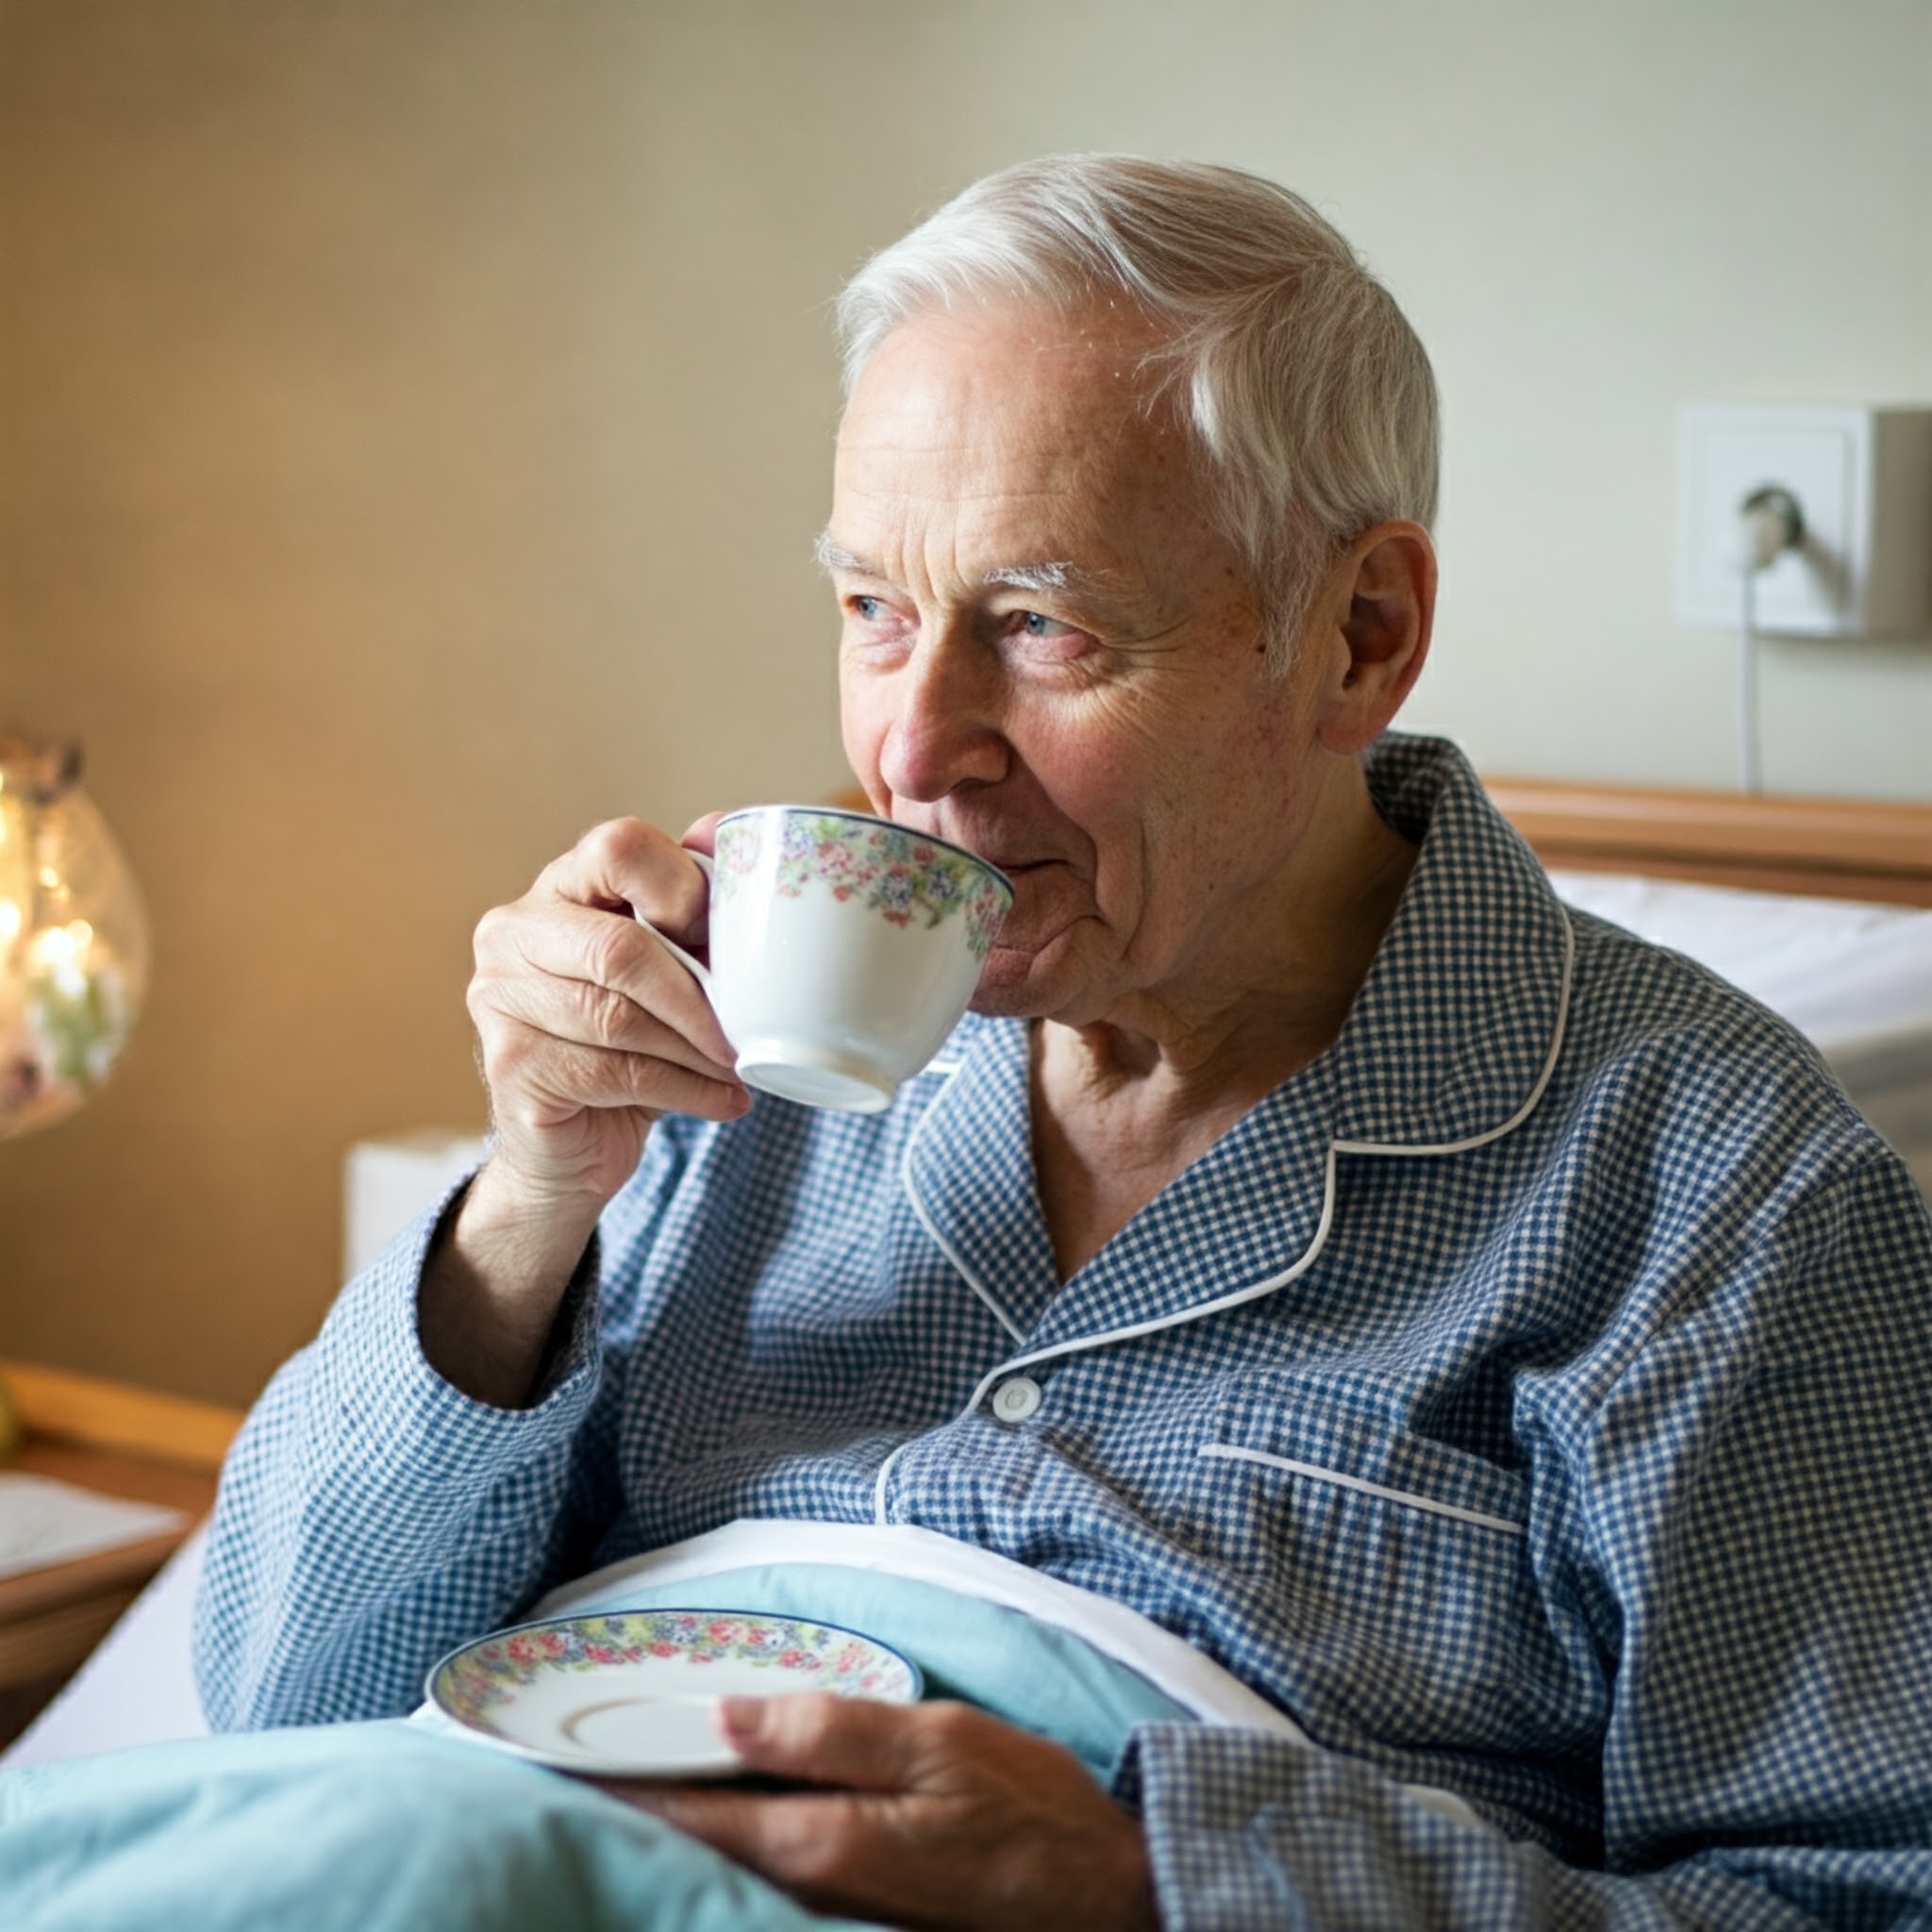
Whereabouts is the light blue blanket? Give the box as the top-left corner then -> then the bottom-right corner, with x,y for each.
0,1565 -> 1193,1931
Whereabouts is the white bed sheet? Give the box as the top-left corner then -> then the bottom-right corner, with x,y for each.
9,869 -> 1929,1774
3,1524 -> 210,1769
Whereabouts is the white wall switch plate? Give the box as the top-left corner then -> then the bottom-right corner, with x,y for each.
1676,405 -> 1932,638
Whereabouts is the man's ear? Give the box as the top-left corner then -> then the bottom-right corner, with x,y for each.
1313,521 -> 1436,755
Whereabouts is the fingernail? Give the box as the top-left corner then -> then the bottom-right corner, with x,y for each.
717,1696 -> 764,1739
728,1086 -> 753,1115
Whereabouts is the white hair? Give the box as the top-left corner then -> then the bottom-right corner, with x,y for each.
834,155 -> 1440,663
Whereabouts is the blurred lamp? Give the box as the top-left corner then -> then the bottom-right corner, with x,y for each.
0,736 -> 150,1141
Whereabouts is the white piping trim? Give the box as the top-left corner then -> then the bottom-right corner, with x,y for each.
1327,908 -> 1574,1161
957,912 -> 1576,1418
873,1441 -> 905,1525
901,1066 -> 1029,1347
1199,1444 -> 1526,1537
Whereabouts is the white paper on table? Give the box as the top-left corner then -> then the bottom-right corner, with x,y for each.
0,1472 -> 188,1580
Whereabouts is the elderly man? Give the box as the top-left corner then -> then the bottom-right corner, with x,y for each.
195,158 -> 1932,1926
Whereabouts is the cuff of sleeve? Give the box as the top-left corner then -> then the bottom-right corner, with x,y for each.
302,1173 -> 603,1492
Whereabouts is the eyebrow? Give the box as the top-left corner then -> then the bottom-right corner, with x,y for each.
813,532 -> 869,576
983,561 -> 1075,593
813,532 -> 1102,598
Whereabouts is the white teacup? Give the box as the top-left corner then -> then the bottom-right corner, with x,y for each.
641,805 -> 1013,1114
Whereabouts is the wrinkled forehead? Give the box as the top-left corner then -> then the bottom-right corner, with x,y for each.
830,300 -> 1212,566
839,296 -> 1174,440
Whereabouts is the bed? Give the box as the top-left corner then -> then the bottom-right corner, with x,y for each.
7,773 -> 1931,1774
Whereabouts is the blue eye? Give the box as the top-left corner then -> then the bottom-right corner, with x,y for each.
1019,611 -> 1059,636
852,596 -> 884,622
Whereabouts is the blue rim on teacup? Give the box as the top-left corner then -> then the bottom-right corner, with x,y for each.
713,807 -> 1015,958
716,806 -> 1014,897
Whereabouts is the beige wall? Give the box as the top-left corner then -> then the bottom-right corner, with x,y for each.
2,0 -> 1926,1407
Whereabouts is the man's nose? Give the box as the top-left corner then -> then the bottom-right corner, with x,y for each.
875,625 -> 1009,804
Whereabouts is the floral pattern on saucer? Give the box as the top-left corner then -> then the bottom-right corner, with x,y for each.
716,814 -> 1010,958
432,1610 -> 918,1730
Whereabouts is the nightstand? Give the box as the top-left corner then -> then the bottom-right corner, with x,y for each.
0,1361 -> 242,1746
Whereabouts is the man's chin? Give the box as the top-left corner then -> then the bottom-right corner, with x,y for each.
969,943 -> 1075,1022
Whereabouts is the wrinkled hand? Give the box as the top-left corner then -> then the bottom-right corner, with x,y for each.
597,1695 -> 1158,1932
467,813 -> 748,1211
423,814 -> 753,1409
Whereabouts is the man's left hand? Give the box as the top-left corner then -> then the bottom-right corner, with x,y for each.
595,1693 -> 1158,1931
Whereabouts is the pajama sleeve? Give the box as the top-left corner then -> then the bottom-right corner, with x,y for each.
195,1174 -> 623,1728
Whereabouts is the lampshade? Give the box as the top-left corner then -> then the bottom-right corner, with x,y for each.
0,736 -> 150,1139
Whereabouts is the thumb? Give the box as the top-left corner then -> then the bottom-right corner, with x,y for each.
679,809 -> 729,858
716,1693 -> 931,1790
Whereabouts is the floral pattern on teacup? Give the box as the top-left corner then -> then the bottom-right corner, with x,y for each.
716,814 -> 1010,958
433,1611 -> 917,1729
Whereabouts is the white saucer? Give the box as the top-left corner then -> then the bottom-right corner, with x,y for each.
425,1607 -> 923,1777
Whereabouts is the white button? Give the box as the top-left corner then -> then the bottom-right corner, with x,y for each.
991,1376 -> 1042,1423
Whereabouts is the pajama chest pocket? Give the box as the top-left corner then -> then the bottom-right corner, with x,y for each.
1185,1374 -> 1573,1754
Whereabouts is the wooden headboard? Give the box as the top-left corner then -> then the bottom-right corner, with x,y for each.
1482,777 -> 1932,908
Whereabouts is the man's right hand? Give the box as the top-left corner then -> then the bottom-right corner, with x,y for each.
469,814 -> 749,1205
420,817 -> 750,1407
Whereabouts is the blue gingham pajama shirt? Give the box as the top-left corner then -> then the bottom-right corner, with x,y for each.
198,735 -> 1932,1928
